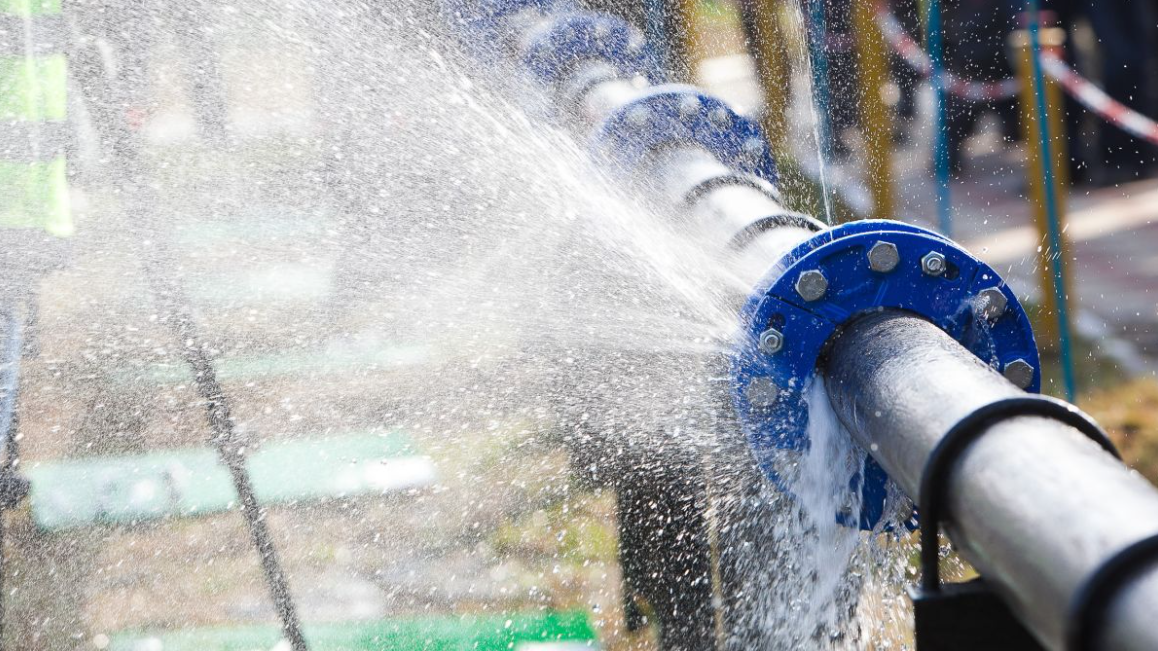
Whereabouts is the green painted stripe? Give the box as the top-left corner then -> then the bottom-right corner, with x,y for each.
0,156 -> 72,236
27,431 -> 433,530
0,54 -> 66,121
108,611 -> 599,651
0,0 -> 61,16
116,345 -> 430,386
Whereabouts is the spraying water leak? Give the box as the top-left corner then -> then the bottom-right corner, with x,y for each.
0,1 -> 929,649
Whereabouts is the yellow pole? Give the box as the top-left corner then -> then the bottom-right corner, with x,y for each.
670,0 -> 703,82
748,0 -> 792,158
852,0 -> 896,220
1012,27 -> 1071,354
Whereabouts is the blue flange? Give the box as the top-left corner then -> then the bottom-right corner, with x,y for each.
590,85 -> 779,184
731,220 -> 1040,530
446,0 -> 563,57
522,12 -> 653,87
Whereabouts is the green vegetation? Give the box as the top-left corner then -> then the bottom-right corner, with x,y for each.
1084,378 -> 1158,484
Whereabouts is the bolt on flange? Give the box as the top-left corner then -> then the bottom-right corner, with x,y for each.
740,137 -> 765,159
708,106 -> 731,128
1003,358 -> 1035,389
759,328 -> 785,354
745,377 -> 779,408
795,270 -> 828,302
921,251 -> 947,277
868,241 -> 900,273
677,96 -> 701,119
978,287 -> 1009,321
626,105 -> 651,127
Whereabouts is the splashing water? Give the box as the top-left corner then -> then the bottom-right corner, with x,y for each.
715,375 -> 915,650
794,377 -> 868,638
4,1 -> 917,647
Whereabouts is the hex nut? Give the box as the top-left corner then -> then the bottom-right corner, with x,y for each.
921,251 -> 947,277
759,328 -> 785,354
868,241 -> 900,273
795,270 -> 829,302
979,287 -> 1009,320
677,96 -> 701,119
741,137 -> 765,158
1003,358 -> 1035,389
708,106 -> 731,128
745,377 -> 779,408
626,106 -> 651,127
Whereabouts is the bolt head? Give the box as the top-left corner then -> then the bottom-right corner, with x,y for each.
978,287 -> 1009,320
626,106 -> 650,127
745,377 -> 779,408
1003,358 -> 1035,389
708,106 -> 731,128
795,270 -> 829,302
921,251 -> 947,277
741,137 -> 765,158
759,328 -> 785,354
868,241 -> 900,273
677,96 -> 701,119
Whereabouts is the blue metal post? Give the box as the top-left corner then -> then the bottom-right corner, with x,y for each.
1024,0 -> 1077,401
926,0 -> 953,236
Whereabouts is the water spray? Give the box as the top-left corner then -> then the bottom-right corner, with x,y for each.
447,2 -> 1158,649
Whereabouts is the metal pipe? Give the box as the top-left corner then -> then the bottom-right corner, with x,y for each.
467,4 -> 1158,647
645,146 -> 814,256
823,311 -> 1158,651
575,77 -> 647,128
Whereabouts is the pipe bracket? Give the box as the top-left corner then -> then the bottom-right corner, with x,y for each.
731,220 -> 1039,529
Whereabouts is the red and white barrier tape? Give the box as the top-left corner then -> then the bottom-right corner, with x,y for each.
1039,53 -> 1158,147
874,6 -> 1021,101
873,4 -> 1158,146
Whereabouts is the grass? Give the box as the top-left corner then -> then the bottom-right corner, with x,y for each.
1022,303 -> 1158,482
1082,378 -> 1158,484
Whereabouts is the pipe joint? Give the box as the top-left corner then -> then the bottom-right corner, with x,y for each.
590,86 -> 779,184
731,220 -> 1039,529
522,11 -> 652,88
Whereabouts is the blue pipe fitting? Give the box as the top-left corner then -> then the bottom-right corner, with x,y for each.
446,0 -> 568,54
522,12 -> 653,87
731,220 -> 1039,530
590,86 -> 779,184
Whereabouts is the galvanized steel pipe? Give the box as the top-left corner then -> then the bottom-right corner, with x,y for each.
823,312 -> 1158,651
